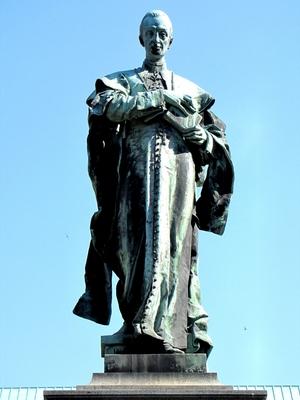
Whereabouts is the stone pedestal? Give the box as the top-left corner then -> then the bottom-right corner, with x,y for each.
104,353 -> 207,373
44,353 -> 268,400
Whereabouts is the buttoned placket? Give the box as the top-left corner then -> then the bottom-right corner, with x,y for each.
141,128 -> 167,335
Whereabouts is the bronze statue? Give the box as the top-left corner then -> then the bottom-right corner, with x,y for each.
73,10 -> 234,356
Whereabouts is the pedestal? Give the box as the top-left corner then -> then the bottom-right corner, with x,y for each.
44,353 -> 268,400
104,353 -> 207,373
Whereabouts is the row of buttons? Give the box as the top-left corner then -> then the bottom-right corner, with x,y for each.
141,130 -> 165,331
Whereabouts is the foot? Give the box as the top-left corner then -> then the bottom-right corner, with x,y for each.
112,322 -> 134,337
163,341 -> 185,353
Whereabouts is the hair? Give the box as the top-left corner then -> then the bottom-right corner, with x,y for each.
139,10 -> 173,45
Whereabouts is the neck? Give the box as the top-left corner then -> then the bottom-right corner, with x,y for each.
143,58 -> 167,72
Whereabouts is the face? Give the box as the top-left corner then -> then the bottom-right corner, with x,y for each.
140,15 -> 172,61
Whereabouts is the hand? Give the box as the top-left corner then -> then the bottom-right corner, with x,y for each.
163,91 -> 191,116
182,125 -> 207,145
182,95 -> 197,113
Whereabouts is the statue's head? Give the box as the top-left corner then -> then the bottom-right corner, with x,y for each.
139,10 -> 173,62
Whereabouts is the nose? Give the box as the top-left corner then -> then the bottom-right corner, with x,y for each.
154,31 -> 160,43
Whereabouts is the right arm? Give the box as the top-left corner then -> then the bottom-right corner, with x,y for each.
88,74 -> 192,123
104,89 -> 165,122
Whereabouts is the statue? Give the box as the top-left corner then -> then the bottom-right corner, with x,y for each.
73,10 -> 234,356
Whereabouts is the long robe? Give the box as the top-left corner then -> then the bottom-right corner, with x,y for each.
73,66 -> 234,354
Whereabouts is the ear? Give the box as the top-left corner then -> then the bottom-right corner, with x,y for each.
139,35 -> 144,47
168,37 -> 173,49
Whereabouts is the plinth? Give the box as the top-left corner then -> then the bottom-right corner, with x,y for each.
44,351 -> 268,400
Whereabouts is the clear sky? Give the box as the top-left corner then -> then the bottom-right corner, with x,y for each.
1,0 -> 300,388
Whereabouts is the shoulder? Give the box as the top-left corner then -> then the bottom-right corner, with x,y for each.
95,68 -> 142,94
105,68 -> 141,80
172,73 -> 207,95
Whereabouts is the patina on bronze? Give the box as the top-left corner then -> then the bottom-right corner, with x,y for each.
73,10 -> 234,356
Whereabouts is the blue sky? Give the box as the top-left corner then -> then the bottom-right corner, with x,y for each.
1,0 -> 300,387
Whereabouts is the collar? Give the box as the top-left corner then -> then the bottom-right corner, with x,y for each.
141,60 -> 173,89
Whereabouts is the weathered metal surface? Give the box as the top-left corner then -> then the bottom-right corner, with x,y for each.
73,10 -> 234,356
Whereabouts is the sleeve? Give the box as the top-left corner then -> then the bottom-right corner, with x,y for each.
87,74 -> 166,123
105,89 -> 165,122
